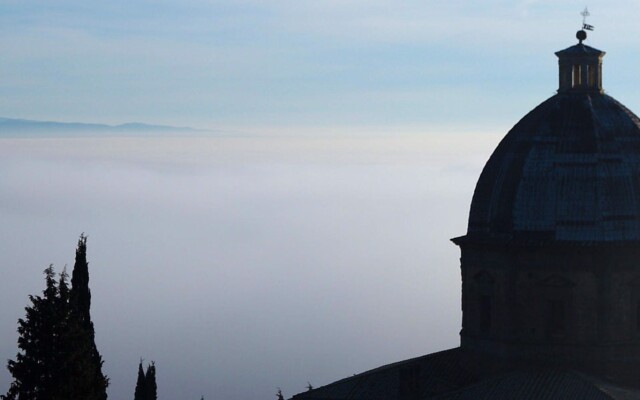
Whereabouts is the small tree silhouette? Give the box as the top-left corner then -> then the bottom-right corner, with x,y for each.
133,360 -> 157,400
145,362 -> 157,400
134,360 -> 146,400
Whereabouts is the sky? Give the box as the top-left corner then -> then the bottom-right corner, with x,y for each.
3,1 -> 640,400
3,1 -> 640,131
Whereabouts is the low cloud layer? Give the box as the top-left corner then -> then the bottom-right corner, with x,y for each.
0,133 -> 498,400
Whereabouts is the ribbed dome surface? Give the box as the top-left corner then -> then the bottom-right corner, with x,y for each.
468,93 -> 640,242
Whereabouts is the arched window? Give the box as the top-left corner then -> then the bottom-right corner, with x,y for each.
548,299 -> 566,335
538,275 -> 574,338
587,64 -> 595,87
628,276 -> 640,335
572,64 -> 581,87
473,271 -> 495,335
480,295 -> 492,333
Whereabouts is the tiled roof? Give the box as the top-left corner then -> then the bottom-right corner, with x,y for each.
291,348 -> 474,400
555,43 -> 605,57
467,93 -> 640,242
290,348 -> 640,400
433,370 -> 624,400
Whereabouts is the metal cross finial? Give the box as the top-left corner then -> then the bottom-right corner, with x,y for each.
581,7 -> 590,24
582,7 -> 594,31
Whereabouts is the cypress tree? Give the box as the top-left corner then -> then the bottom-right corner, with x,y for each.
69,234 -> 109,400
51,268 -> 103,399
134,361 -> 146,400
70,234 -> 91,327
3,236 -> 109,400
2,266 -> 63,400
144,362 -> 157,400
133,361 -> 157,400
54,269 -> 72,399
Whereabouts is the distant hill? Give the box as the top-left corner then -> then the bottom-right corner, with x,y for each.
0,117 -> 205,137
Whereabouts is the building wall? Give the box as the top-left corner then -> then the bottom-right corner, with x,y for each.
457,241 -> 640,381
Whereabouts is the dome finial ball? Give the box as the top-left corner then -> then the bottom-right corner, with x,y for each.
577,30 -> 587,43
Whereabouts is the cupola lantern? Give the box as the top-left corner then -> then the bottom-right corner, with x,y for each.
555,30 -> 605,93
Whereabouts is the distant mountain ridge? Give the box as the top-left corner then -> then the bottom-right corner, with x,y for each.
0,117 -> 202,137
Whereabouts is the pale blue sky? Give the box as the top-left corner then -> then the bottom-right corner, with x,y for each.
3,1 -> 640,131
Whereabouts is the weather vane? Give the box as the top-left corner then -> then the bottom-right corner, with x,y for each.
581,7 -> 594,31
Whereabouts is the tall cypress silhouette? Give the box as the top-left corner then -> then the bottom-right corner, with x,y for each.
71,234 -> 92,327
57,269 -> 106,399
69,234 -> 109,400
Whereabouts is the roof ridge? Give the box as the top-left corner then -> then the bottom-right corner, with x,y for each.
291,348 -> 461,399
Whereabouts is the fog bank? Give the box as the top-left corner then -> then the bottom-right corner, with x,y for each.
0,133 -> 499,400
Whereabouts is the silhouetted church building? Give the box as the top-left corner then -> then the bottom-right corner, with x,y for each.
292,31 -> 640,399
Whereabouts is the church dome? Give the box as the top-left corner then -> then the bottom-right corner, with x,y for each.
467,38 -> 640,242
